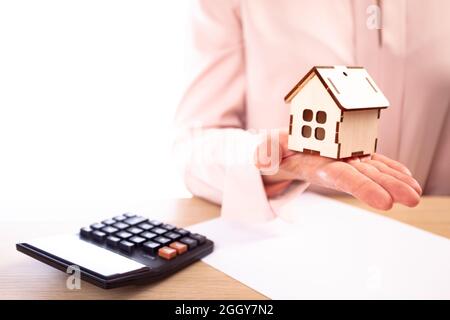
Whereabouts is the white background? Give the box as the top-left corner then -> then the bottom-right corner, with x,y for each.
0,1 -> 192,221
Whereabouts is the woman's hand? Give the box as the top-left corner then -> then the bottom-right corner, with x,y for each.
255,130 -> 421,210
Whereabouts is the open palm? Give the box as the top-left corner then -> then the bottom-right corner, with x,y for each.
257,131 -> 421,210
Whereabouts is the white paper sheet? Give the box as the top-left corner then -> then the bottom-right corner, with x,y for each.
25,234 -> 148,277
190,192 -> 450,299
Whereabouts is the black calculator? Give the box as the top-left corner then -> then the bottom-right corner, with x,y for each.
16,213 -> 214,289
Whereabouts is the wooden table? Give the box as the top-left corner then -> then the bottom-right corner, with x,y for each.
0,196 -> 449,299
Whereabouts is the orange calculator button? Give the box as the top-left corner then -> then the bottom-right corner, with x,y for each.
158,246 -> 177,260
169,241 -> 188,254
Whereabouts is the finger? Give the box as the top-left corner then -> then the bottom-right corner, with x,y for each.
264,180 -> 292,198
345,155 -> 370,164
345,157 -> 361,164
372,153 -> 412,176
350,162 -> 420,207
278,130 -> 297,158
362,159 -> 422,195
316,161 -> 393,210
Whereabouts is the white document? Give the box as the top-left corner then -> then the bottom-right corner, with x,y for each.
25,234 -> 148,277
190,192 -> 450,299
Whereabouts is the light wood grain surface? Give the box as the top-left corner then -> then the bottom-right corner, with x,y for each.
0,196 -> 449,299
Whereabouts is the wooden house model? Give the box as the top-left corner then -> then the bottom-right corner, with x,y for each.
285,66 -> 390,159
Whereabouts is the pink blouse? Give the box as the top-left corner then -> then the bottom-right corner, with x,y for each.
175,0 -> 450,221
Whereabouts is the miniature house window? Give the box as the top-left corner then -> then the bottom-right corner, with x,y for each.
301,125 -> 311,138
302,109 -> 313,122
316,111 -> 327,124
315,127 -> 325,140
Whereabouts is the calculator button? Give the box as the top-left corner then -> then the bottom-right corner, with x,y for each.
138,222 -> 153,231
124,216 -> 147,226
113,222 -> 129,230
129,236 -> 146,245
127,227 -> 143,235
143,241 -> 161,255
154,236 -> 171,245
119,240 -> 135,253
149,220 -> 162,226
141,231 -> 157,240
116,231 -> 132,239
113,215 -> 127,222
92,230 -> 107,242
169,241 -> 188,255
180,237 -> 198,250
189,233 -> 206,245
151,227 -> 167,235
101,226 -> 118,235
90,223 -> 105,230
165,231 -> 181,241
124,213 -> 136,218
102,219 -> 116,225
80,227 -> 92,238
158,246 -> 177,260
175,228 -> 190,236
161,224 -> 176,231
106,236 -> 121,247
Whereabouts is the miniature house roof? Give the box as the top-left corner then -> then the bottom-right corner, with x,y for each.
285,66 -> 390,110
